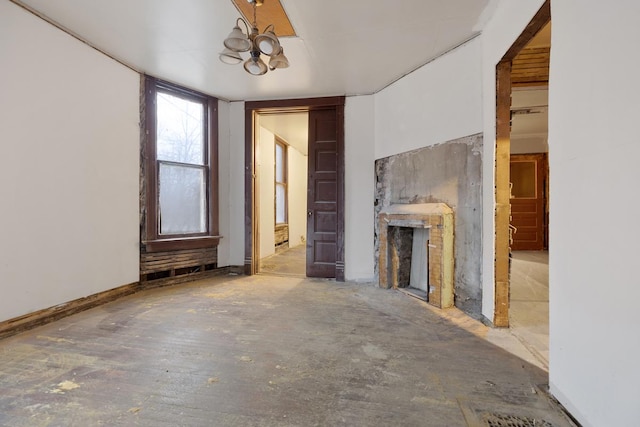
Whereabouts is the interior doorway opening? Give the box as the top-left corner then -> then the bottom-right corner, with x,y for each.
494,1 -> 550,367
255,111 -> 309,277
244,97 -> 345,280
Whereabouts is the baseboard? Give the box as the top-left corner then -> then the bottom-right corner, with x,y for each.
0,265 -> 245,340
0,281 -> 141,340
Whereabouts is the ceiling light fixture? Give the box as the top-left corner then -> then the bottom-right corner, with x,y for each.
220,0 -> 289,76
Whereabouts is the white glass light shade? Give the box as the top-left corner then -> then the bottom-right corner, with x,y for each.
224,24 -> 251,52
244,56 -> 268,75
254,29 -> 280,56
219,48 -> 243,65
269,48 -> 289,70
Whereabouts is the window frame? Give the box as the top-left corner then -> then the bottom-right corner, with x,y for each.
274,138 -> 288,226
143,76 -> 219,252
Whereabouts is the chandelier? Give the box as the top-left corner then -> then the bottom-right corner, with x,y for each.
219,0 -> 290,76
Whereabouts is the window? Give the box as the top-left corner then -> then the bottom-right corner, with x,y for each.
143,77 -> 219,251
275,139 -> 287,224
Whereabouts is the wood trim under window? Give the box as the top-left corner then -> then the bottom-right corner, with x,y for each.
142,76 -> 220,252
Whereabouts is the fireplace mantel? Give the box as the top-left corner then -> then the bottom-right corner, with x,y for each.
378,203 -> 454,309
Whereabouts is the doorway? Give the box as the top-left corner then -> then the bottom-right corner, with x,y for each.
254,113 -> 309,277
244,97 -> 345,280
509,70 -> 550,367
494,0 -> 550,368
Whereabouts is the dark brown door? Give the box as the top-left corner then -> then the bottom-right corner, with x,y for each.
510,153 -> 547,251
306,108 -> 339,277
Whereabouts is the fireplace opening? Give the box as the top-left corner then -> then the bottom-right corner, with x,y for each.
378,203 -> 454,309
387,226 -> 430,301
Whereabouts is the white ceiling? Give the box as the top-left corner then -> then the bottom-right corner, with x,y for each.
15,0 -> 492,101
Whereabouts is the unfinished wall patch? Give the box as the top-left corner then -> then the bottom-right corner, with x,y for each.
375,133 -> 482,317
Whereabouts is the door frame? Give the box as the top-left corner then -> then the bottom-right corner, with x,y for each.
244,97 -> 346,279
493,1 -> 550,326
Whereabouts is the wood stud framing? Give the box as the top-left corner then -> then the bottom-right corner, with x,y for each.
495,60 -> 512,327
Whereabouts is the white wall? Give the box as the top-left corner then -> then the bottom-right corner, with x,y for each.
479,0 -> 546,320
226,102 -> 246,267
370,36 -> 484,300
258,126 -> 276,259
0,1 -> 139,321
216,100 -> 231,267
374,37 -> 483,160
344,95 -> 375,281
355,37 -> 483,284
287,147 -> 307,248
548,1 -> 640,425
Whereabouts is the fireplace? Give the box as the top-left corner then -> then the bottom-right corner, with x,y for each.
378,203 -> 454,308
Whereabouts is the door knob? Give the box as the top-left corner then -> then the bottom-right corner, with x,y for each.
308,211 -> 313,217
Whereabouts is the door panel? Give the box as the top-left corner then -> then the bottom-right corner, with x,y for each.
307,109 -> 338,277
509,154 -> 547,251
314,211 -> 337,233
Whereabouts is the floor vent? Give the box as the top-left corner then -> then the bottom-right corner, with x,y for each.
482,412 -> 554,427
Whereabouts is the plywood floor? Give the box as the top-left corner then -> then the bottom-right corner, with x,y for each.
0,274 -> 574,426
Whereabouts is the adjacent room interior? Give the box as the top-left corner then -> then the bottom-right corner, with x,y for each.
507,21 -> 551,368
255,111 -> 308,277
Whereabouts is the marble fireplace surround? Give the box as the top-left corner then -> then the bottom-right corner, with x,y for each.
378,203 -> 454,309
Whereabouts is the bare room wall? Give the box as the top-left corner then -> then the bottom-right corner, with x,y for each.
548,1 -> 640,425
372,37 -> 483,315
215,99 -> 232,267
258,126 -> 276,259
344,95 -> 376,281
374,37 -> 483,160
287,146 -> 308,249
0,1 -> 139,322
226,101 -> 246,267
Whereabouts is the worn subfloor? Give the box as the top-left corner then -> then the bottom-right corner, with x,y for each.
0,273 -> 575,426
258,244 -> 306,277
261,246 -> 551,370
